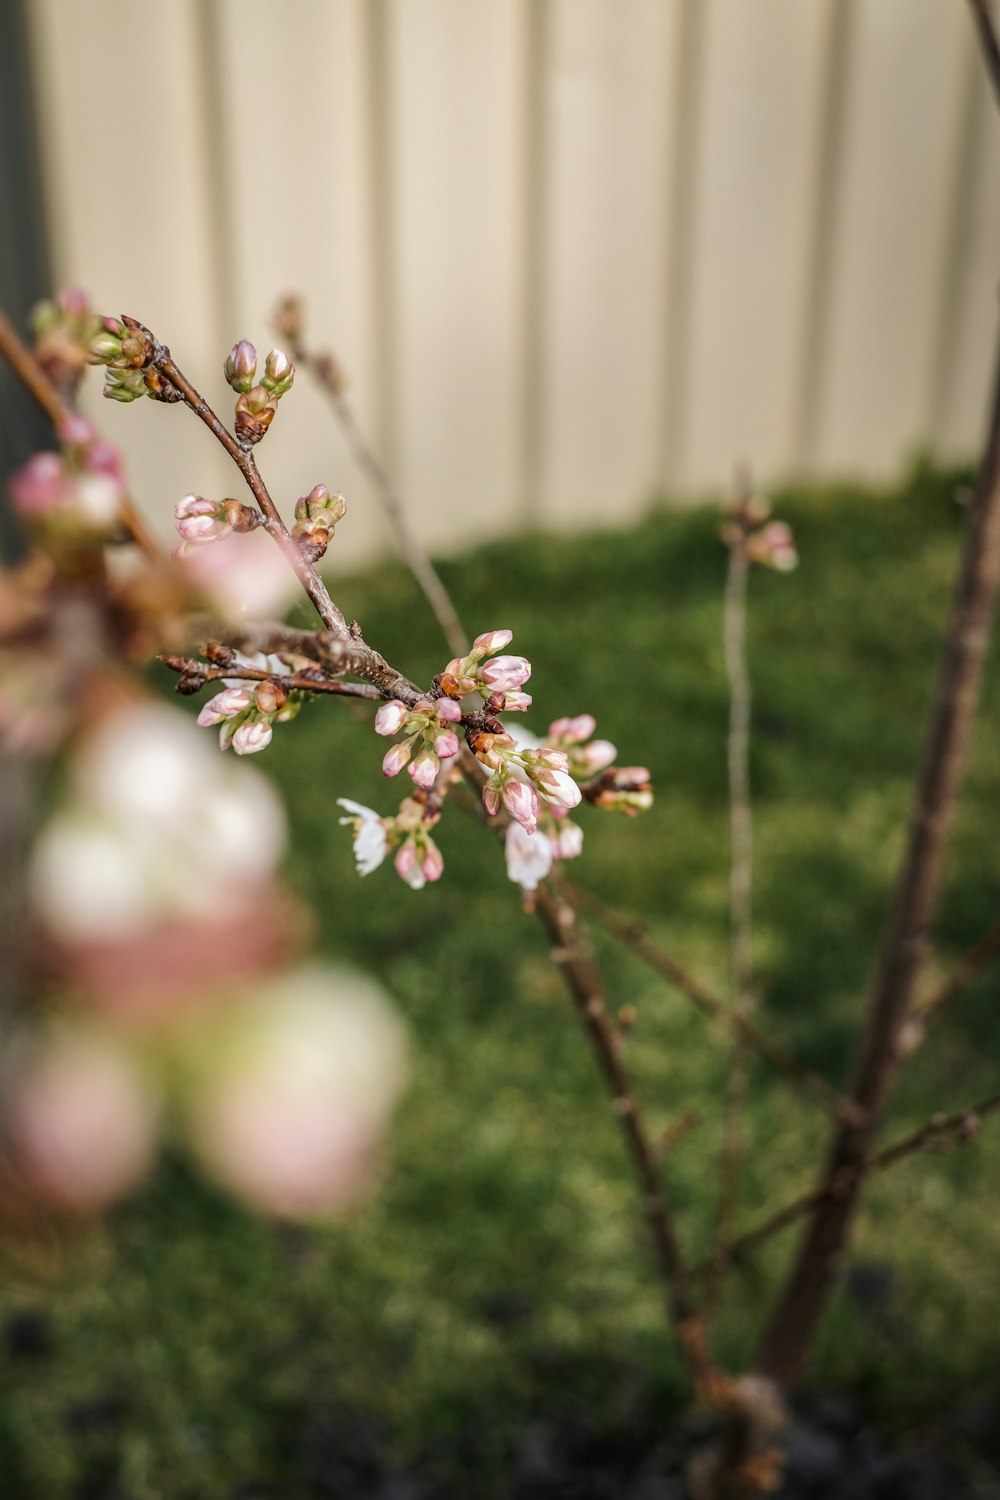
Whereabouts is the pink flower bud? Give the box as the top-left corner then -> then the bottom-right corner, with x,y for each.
225,339 -> 258,392
549,714 -> 596,744
10,452 -> 66,516
196,686 -> 253,725
577,739 -> 618,774
533,767 -> 582,809
394,841 -> 422,888
553,822 -> 584,860
436,698 -> 462,723
480,655 -> 531,692
232,720 -> 273,755
421,842 -> 444,883
472,629 -> 513,655
408,748 -> 440,789
434,730 -> 459,760
262,348 -> 295,395
501,690 -> 533,713
254,681 -> 286,715
482,783 -> 501,817
58,413 -> 96,448
502,780 -> 540,832
382,742 -> 412,777
374,700 -> 409,736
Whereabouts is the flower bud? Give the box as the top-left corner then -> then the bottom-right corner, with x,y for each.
433,730 -> 459,760
254,680 -> 287,715
382,742 -> 412,778
196,686 -> 253,726
472,628 -> 513,656
374,701 -> 409,736
232,720 -> 273,756
261,348 -> 295,397
103,367 -> 147,403
502,780 -> 540,832
408,748 -> 439,789
531,766 -> 582,809
225,339 -> 258,392
234,386 -> 278,446
436,698 -> 462,723
480,655 -> 531,692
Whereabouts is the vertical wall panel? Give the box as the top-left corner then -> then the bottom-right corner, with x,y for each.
385,0 -> 528,553
814,0 -> 972,476
26,0 -> 231,533
932,44 -> 1000,461
208,0 -> 385,568
538,0 -> 680,523
681,0 -> 832,493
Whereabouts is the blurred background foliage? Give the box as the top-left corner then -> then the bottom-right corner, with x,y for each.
2,461 -> 999,1498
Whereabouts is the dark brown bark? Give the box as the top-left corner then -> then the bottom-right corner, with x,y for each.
755,331 -> 1000,1385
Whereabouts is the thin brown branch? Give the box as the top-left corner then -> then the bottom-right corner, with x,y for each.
159,654 -> 382,700
756,315 -> 1000,1385
899,912 -> 1000,1056
716,502 -> 754,1291
691,1094 -> 1000,1282
533,879 -> 722,1397
967,0 -> 1000,110
0,306 -> 160,563
564,880 -> 864,1128
280,314 -> 468,658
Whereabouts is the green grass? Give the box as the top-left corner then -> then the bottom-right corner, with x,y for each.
3,461 -> 1000,1497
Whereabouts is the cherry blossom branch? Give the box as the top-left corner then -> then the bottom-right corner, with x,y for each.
130,321 -> 431,708
274,300 -> 467,658
0,306 -> 159,562
534,877 -> 721,1396
564,881 -> 864,1127
690,1093 -> 1000,1283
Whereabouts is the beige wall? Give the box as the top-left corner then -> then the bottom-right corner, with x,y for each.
25,0 -> 1000,566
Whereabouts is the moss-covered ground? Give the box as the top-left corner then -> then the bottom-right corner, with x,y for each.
3,463 -> 999,1498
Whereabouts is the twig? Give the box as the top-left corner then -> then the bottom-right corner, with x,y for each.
159,654 -> 381,700
691,1094 -> 1000,1282
564,881 -> 864,1127
0,306 -> 160,562
533,878 -> 722,1397
280,313 -> 468,658
756,312 -> 1000,1385
715,490 -> 755,1293
899,911 -> 1000,1055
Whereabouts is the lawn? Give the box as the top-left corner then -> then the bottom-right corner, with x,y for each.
2,462 -> 999,1498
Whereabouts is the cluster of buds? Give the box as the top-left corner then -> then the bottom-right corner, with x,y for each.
88,316 -> 180,404
337,628 -> 653,896
721,495 -> 798,573
338,794 -> 444,890
375,695 -> 461,788
10,414 -> 127,543
173,493 -> 261,556
224,340 -> 295,446
196,653 -> 303,755
292,484 -> 347,563
31,287 -> 101,396
436,628 -> 532,713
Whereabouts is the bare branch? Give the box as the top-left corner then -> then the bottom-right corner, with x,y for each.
534,878 -> 722,1397
159,654 -> 382,701
756,316 -> 1000,1386
564,881 -> 864,1127
692,1094 -> 1000,1282
899,912 -> 1000,1055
